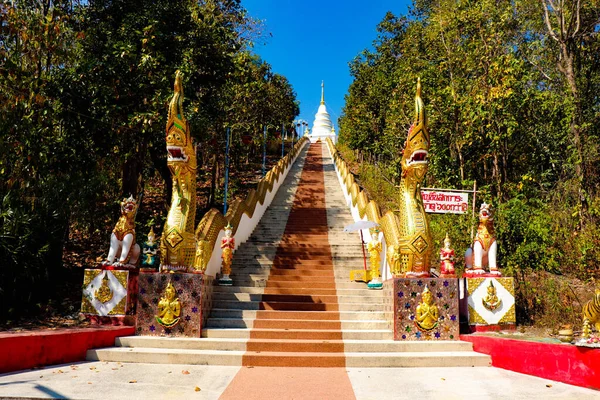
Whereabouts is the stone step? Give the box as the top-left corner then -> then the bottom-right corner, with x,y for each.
88,347 -> 491,368
208,309 -> 389,321
212,300 -> 385,311
115,337 -> 475,353
202,328 -> 393,340
212,292 -> 386,304
212,286 -> 386,297
205,318 -> 391,330
226,280 -> 368,289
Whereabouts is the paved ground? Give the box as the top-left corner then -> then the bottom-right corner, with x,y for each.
0,361 -> 598,399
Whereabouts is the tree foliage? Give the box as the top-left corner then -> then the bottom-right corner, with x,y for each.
339,0 -> 600,314
0,0 -> 299,320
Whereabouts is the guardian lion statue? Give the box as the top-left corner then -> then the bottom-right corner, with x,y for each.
464,203 -> 500,277
103,195 -> 141,267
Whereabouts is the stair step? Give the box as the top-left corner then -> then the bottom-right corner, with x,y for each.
209,309 -> 389,321
212,300 -> 384,311
88,347 -> 491,368
202,328 -> 393,340
205,318 -> 391,330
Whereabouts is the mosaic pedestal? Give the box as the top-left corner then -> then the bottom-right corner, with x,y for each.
80,267 -> 139,325
393,278 -> 460,341
464,277 -> 516,332
136,272 -> 214,337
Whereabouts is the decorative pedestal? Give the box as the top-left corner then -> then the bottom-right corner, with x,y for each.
350,269 -> 374,282
392,278 -> 460,341
80,267 -> 139,325
135,272 -> 214,337
464,277 -> 516,332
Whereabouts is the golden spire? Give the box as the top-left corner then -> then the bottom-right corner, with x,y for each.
320,81 -> 325,105
168,70 -> 185,124
414,77 -> 425,125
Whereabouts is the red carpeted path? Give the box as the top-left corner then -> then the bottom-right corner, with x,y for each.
241,142 -> 346,368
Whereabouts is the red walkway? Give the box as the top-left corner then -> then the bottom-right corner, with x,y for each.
223,142 -> 356,398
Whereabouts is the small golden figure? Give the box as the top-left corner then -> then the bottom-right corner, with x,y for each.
141,227 -> 159,270
415,286 -> 439,332
219,223 -> 235,285
482,280 -> 502,311
95,272 -> 113,304
439,233 -> 456,278
367,230 -> 383,289
156,282 -> 181,328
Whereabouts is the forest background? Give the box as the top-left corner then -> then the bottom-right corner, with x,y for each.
1,0 -> 599,332
338,0 -> 600,329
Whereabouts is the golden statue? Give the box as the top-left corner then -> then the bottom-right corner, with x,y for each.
219,223 -> 235,285
160,70 -> 199,271
482,280 -> 502,311
156,282 -> 181,328
582,288 -> 600,339
367,230 -> 383,289
415,286 -> 439,332
380,79 -> 432,278
95,273 -> 113,304
439,233 -> 456,278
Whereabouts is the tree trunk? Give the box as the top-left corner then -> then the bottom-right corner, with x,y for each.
122,153 -> 143,198
150,145 -> 172,207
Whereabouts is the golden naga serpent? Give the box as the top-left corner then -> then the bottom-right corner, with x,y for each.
327,79 -> 432,277
160,71 -> 307,272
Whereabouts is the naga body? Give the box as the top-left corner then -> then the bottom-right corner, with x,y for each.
160,71 -> 199,271
384,80 -> 432,277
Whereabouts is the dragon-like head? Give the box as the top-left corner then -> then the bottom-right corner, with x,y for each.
401,79 -> 430,179
120,195 -> 138,218
166,70 -> 195,166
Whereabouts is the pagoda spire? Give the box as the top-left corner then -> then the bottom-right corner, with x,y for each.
320,81 -> 325,105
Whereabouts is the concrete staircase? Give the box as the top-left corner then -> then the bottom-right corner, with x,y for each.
87,143 -> 491,368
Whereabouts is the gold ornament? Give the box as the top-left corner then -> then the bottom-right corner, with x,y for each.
415,285 -> 439,332
482,280 -> 502,311
156,282 -> 181,328
95,273 -> 113,304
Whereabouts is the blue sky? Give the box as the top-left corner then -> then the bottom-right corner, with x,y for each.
243,0 -> 411,132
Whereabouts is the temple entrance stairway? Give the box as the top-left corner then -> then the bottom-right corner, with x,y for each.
88,143 -> 491,368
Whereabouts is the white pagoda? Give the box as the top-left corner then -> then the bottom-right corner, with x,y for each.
308,81 -> 337,143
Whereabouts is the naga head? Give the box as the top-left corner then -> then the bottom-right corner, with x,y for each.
166,70 -> 195,167
120,195 -> 138,218
401,78 -> 430,179
478,203 -> 494,225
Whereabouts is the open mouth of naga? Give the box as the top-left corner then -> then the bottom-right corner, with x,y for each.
167,146 -> 189,162
407,150 -> 428,166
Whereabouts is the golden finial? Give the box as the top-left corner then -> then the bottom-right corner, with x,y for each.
320,81 -> 325,105
168,70 -> 185,124
414,78 -> 425,125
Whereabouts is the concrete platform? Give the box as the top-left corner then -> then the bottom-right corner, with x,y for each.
1,361 -> 598,399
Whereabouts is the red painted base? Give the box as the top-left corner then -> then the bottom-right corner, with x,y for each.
0,326 -> 134,374
461,334 -> 600,390
469,324 -> 516,333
